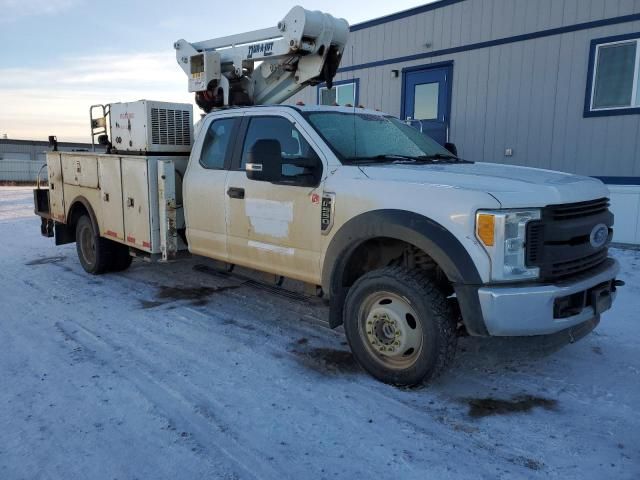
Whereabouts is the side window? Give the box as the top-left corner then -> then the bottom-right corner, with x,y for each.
241,116 -> 322,185
200,118 -> 236,169
240,117 -> 317,170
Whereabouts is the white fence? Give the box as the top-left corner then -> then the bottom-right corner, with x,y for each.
0,159 -> 46,183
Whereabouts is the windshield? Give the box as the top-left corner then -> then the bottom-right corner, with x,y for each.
303,111 -> 456,164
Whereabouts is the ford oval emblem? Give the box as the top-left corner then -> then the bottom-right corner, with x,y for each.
590,223 -> 609,249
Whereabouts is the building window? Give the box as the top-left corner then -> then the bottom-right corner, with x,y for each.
585,33 -> 640,116
318,80 -> 358,106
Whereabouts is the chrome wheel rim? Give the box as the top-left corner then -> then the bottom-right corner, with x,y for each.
358,291 -> 423,370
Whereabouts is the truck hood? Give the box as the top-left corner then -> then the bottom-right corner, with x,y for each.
359,162 -> 610,207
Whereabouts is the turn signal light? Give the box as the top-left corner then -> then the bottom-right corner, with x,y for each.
477,214 -> 495,247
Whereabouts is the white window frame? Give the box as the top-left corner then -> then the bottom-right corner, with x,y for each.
318,81 -> 357,106
589,36 -> 640,112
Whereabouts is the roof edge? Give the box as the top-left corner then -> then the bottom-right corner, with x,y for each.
0,139 -> 93,147
350,0 -> 467,32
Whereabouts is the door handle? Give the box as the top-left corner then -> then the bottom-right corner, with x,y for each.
227,187 -> 245,199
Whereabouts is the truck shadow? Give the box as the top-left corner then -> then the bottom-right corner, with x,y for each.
287,343 -> 360,376
25,255 -> 66,266
465,395 -> 558,418
128,259 -> 596,397
139,283 -> 242,309
456,318 -> 597,365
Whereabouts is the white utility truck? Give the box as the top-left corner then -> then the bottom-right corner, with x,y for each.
34,6 -> 622,386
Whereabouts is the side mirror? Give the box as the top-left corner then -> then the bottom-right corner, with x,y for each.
246,139 -> 282,182
444,142 -> 458,156
281,150 -> 322,187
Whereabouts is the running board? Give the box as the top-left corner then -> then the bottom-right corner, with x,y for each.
193,263 -> 325,304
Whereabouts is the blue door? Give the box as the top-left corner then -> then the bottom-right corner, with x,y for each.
402,64 -> 452,145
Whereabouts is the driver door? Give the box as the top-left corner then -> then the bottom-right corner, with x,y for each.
225,114 -> 325,285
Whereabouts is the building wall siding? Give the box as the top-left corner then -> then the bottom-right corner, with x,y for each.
289,0 -> 640,178
0,160 -> 48,182
0,141 -> 95,182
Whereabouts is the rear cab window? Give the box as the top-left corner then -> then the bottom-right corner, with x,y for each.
199,117 -> 238,169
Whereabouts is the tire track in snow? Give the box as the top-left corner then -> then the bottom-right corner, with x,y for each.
10,251 -> 550,478
51,319 -> 270,480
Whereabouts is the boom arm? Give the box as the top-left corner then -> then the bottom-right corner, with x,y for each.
174,6 -> 349,112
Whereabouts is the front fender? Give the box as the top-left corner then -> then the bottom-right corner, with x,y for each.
321,209 -> 487,335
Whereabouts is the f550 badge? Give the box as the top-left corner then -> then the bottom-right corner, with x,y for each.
321,193 -> 335,235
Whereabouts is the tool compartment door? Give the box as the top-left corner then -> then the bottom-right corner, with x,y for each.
46,153 -> 65,222
61,154 -> 99,188
122,157 -> 152,251
98,157 -> 125,242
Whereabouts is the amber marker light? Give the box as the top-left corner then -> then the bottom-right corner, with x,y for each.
476,213 -> 495,247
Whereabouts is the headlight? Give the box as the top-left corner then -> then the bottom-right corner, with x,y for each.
476,209 -> 541,281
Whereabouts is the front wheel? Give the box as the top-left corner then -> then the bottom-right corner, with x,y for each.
343,267 -> 457,386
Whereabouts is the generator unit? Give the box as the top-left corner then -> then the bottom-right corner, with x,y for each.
106,100 -> 193,154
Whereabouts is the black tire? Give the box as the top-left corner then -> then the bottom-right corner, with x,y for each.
75,215 -> 114,275
110,244 -> 133,272
343,266 -> 457,386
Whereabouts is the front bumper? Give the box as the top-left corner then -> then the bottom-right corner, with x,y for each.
477,258 -> 620,336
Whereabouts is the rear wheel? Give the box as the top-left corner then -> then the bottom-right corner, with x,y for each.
343,266 -> 457,386
110,244 -> 133,272
75,215 -> 114,275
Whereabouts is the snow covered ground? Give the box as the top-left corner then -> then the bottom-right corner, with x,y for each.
0,186 -> 638,480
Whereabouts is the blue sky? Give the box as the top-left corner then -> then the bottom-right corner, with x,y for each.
0,0 -> 431,142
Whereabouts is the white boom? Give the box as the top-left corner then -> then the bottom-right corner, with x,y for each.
174,6 -> 349,112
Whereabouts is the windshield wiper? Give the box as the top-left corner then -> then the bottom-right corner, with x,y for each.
419,153 -> 458,161
344,153 -> 465,165
419,153 -> 474,164
388,153 -> 460,164
343,154 -> 411,164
